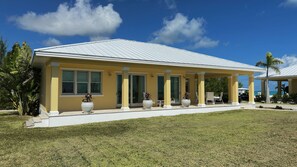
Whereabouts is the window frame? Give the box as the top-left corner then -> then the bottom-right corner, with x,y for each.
61,69 -> 103,96
62,70 -> 75,95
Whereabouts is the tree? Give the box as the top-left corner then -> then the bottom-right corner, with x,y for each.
238,82 -> 243,88
0,42 -> 40,115
256,52 -> 283,103
205,77 -> 228,95
0,36 -> 6,64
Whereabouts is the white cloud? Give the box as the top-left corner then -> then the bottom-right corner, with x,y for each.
279,54 -> 297,68
151,13 -> 218,48
164,0 -> 176,9
42,38 -> 61,47
193,37 -> 219,49
13,0 -> 122,40
280,0 -> 297,7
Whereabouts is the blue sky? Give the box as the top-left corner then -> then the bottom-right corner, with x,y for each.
1,0 -> 297,90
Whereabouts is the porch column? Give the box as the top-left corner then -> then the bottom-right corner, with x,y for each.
50,62 -> 59,116
261,80 -> 265,96
288,79 -> 293,94
277,81 -> 282,96
228,76 -> 233,103
232,74 -> 239,105
121,67 -> 130,111
164,70 -> 172,109
248,74 -> 255,105
197,72 -> 205,107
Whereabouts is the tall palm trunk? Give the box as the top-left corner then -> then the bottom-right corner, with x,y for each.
266,66 -> 270,103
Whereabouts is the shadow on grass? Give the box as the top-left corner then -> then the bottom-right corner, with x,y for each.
1,122 -> 135,142
0,111 -> 19,116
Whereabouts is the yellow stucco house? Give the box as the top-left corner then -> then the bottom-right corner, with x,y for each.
32,39 -> 263,116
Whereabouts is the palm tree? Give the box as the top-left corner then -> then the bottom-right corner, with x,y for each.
256,52 -> 283,103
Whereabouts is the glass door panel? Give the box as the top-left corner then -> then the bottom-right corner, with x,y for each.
157,76 -> 180,104
158,76 -> 164,100
117,74 -> 146,107
132,75 -> 145,104
171,76 -> 180,104
116,75 -> 122,105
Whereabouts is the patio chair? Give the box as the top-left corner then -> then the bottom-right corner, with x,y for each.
215,92 -> 224,104
206,92 -> 215,104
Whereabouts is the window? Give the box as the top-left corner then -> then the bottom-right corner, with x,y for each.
62,70 -> 102,95
62,71 -> 74,94
77,71 -> 88,94
91,72 -> 101,94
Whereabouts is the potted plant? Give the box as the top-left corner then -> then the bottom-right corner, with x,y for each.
143,92 -> 153,109
81,93 -> 94,114
182,92 -> 191,107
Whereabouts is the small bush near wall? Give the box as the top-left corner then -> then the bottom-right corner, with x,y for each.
255,95 -> 266,102
289,93 -> 297,104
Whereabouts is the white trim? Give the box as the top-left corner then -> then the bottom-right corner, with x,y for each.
232,102 -> 240,106
49,111 -> 59,116
163,105 -> 172,109
35,52 -> 264,72
198,104 -> 206,107
248,102 -> 255,105
121,107 -> 130,111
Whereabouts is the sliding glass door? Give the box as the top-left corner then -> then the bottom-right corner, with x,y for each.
117,74 -> 146,107
157,75 -> 180,104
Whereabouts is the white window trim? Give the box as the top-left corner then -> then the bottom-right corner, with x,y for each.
61,70 -> 102,96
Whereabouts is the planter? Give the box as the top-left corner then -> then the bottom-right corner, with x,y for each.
182,99 -> 191,107
143,100 -> 153,109
81,102 -> 94,114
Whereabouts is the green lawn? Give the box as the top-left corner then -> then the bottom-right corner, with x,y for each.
0,110 -> 297,166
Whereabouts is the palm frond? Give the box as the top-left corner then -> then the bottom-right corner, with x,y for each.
256,61 -> 267,67
272,59 -> 283,65
270,65 -> 281,74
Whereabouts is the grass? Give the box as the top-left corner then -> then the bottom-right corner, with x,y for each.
0,110 -> 297,166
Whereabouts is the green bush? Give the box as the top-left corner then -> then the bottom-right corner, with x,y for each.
255,95 -> 266,102
289,93 -> 297,104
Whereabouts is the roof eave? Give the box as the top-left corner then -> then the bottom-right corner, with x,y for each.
34,51 -> 265,73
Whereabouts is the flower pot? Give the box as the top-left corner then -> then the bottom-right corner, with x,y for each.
81,102 -> 94,114
182,99 -> 191,107
143,100 -> 153,109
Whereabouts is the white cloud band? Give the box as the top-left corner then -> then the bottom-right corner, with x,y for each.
13,0 -> 122,40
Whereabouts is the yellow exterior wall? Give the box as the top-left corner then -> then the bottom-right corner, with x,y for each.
146,73 -> 158,106
41,57 -> 254,112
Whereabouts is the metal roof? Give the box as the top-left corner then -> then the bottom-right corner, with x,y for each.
255,64 -> 297,79
34,39 -> 263,72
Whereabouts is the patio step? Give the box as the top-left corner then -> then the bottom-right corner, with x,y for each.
25,118 -> 34,127
33,117 -> 42,123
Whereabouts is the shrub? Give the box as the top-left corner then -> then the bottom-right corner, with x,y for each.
255,95 -> 266,102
